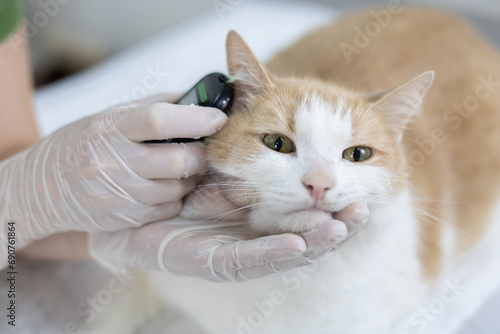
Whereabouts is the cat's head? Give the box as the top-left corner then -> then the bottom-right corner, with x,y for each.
206,31 -> 434,234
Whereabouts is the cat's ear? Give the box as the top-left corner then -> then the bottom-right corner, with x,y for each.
370,71 -> 434,142
226,31 -> 274,100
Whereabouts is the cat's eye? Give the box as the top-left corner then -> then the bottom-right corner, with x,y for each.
343,146 -> 372,162
262,134 -> 295,153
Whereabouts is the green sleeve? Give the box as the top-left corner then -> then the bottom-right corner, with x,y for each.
0,0 -> 22,42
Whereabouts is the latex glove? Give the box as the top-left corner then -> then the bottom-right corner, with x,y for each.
89,202 -> 369,282
0,95 -> 228,266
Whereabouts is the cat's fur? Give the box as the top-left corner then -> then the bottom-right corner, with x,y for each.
143,7 -> 500,334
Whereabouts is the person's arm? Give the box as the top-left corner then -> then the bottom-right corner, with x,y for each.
0,19 -> 80,263
19,232 -> 91,260
0,23 -> 40,160
0,11 -> 58,259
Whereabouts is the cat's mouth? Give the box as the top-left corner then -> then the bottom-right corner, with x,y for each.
290,208 -> 336,216
283,207 -> 345,233
290,202 -> 348,218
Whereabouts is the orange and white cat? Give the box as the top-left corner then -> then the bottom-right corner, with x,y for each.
140,7 -> 500,334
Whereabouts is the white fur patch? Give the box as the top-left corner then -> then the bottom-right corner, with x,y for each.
294,95 -> 353,161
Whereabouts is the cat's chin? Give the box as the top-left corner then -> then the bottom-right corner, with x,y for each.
279,209 -> 344,234
250,204 -> 351,234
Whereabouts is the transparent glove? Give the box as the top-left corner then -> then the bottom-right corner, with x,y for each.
89,201 -> 369,282
0,95 -> 228,269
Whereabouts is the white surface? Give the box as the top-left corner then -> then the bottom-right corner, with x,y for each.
31,0 -> 500,333
391,223 -> 500,334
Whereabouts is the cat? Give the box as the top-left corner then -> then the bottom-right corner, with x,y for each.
141,7 -> 500,334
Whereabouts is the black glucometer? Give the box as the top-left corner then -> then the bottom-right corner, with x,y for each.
146,72 -> 234,143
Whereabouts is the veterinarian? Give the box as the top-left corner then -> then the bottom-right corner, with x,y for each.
0,0 -> 368,281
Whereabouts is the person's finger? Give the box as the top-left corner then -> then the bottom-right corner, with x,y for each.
130,92 -> 182,106
212,234 -> 307,281
115,102 -> 228,142
233,211 -> 367,279
238,260 -> 305,280
300,220 -> 347,258
133,201 -> 183,225
332,202 -> 370,229
124,141 -> 209,179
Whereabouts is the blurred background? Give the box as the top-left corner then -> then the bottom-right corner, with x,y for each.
22,0 -> 500,86
9,1 -> 500,333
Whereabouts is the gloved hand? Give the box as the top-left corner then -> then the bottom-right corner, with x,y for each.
89,201 -> 369,282
0,94 -> 228,267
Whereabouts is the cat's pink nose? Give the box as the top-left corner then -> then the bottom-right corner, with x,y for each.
302,176 -> 334,201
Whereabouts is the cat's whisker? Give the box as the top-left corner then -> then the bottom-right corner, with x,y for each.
275,56 -> 284,77
188,202 -> 268,223
209,203 -> 273,224
361,192 -> 471,248
190,182 -> 261,192
417,215 -> 471,250
418,211 -> 470,245
413,208 -> 471,248
363,194 -> 395,207
188,191 -> 262,208
366,66 -> 384,97
412,197 -> 460,205
363,192 -> 471,245
195,185 -> 261,196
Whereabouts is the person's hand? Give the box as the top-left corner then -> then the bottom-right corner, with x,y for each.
0,95 -> 228,253
88,201 -> 369,282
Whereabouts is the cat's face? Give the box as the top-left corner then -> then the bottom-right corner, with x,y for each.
206,31 -> 433,234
